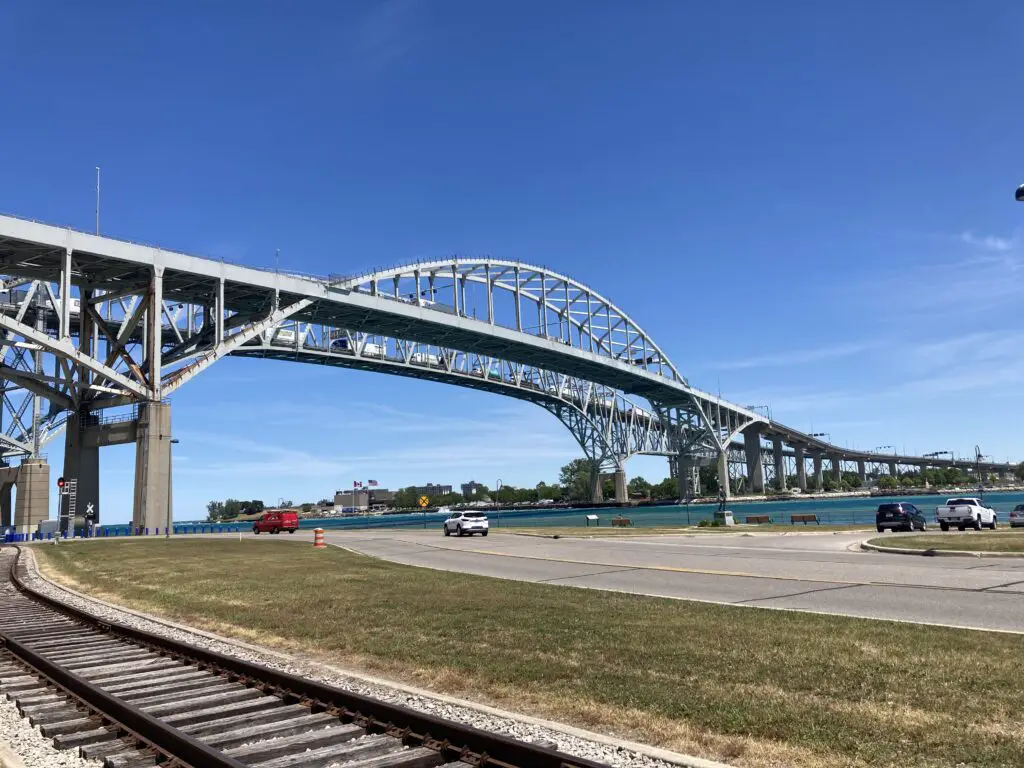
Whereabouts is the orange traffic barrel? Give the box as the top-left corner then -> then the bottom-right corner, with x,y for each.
313,528 -> 325,548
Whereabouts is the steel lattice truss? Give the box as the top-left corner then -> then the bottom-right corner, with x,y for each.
0,216 -> 1015,479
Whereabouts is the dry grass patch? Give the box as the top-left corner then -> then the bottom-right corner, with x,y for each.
33,539 -> 1024,768
869,532 -> 1024,553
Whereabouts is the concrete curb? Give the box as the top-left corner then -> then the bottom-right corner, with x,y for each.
0,743 -> 27,768
860,541 -> 1024,558
25,549 -> 733,768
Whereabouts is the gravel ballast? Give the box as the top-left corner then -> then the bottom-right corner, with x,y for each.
0,585 -> 101,768
20,546 -> 728,768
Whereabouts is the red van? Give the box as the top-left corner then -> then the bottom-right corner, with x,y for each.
252,511 -> 299,535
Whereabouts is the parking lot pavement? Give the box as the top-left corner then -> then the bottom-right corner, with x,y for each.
305,529 -> 1024,632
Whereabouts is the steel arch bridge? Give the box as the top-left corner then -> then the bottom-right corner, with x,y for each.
0,214 -> 1014,530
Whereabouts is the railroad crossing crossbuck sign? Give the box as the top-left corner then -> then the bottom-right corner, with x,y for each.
418,496 -> 429,508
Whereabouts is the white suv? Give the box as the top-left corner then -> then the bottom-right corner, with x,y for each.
443,511 -> 489,537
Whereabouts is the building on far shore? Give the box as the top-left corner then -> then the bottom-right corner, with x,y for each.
461,481 -> 486,498
334,488 -> 395,511
412,483 -> 452,497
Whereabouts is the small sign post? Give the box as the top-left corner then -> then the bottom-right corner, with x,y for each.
419,496 -> 429,529
57,476 -> 77,540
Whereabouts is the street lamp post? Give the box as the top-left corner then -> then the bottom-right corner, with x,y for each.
495,479 -> 502,528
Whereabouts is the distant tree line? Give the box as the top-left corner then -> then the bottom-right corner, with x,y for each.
208,462 -> 1024,518
206,498 -> 267,521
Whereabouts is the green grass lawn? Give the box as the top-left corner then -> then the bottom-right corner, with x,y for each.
512,524 -> 872,537
869,531 -> 1024,553
34,539 -> 1024,768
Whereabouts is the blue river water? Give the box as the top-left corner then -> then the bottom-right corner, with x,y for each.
283,491 -> 1024,532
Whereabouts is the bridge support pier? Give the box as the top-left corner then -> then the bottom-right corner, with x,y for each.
772,439 -> 785,491
14,459 -> 49,534
63,411 -> 101,531
812,451 -> 823,490
743,426 -> 764,494
831,456 -> 842,488
0,482 -> 10,528
857,460 -> 867,485
888,460 -> 897,477
589,464 -> 603,504
614,468 -> 627,503
794,445 -> 807,491
677,455 -> 700,499
133,402 -> 173,533
718,450 -> 731,500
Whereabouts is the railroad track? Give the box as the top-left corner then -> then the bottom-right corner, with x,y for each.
0,547 -> 611,768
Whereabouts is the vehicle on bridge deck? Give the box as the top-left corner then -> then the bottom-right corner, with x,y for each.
443,511 -> 489,537
1010,504 -> 1024,528
875,503 -> 927,532
935,497 -> 997,531
253,511 -> 299,535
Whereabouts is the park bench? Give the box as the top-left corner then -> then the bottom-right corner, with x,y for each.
790,513 -> 819,525
611,516 -> 633,527
745,514 -> 771,524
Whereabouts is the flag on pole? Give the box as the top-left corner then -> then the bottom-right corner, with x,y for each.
368,480 -> 378,487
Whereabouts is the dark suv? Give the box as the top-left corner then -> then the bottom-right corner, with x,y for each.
875,502 -> 927,532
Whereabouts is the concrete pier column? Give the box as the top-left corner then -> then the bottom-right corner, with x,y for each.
0,483 -> 11,528
14,459 -> 49,534
613,467 -> 627,503
677,455 -> 693,500
794,445 -> 807,491
919,464 -> 929,488
588,464 -> 603,503
888,460 -> 897,477
812,452 -> 823,490
772,439 -> 785,491
831,456 -> 842,487
63,411 -> 100,529
857,459 -> 867,484
132,402 -> 173,533
742,425 -> 764,494
718,449 -> 731,500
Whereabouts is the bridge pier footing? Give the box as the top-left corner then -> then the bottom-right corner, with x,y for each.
133,402 -> 173,533
794,445 -> 807,491
743,426 -> 764,493
613,468 -> 627,503
718,450 -> 731,500
14,459 -> 49,534
63,412 -> 100,532
0,482 -> 11,528
589,465 -> 603,504
812,452 -> 823,490
772,438 -> 785,492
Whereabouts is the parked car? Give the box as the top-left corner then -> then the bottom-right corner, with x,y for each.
1010,504 -> 1024,528
443,511 -> 489,537
875,502 -> 928,532
252,511 -> 299,535
934,497 -> 997,531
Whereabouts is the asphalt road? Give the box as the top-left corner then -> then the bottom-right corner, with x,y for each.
299,528 -> 1024,633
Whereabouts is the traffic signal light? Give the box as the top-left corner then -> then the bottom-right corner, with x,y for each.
57,476 -> 65,490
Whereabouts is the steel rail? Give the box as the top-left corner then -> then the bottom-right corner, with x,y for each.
8,547 -> 611,768
1,633 -> 248,768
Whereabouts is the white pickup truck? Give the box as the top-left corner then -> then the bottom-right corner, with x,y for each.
934,497 -> 997,531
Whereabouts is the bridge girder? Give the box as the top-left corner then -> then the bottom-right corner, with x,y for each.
0,215 -> 1014,490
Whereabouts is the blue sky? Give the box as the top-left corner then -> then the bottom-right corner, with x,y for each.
1,1 -> 1022,522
